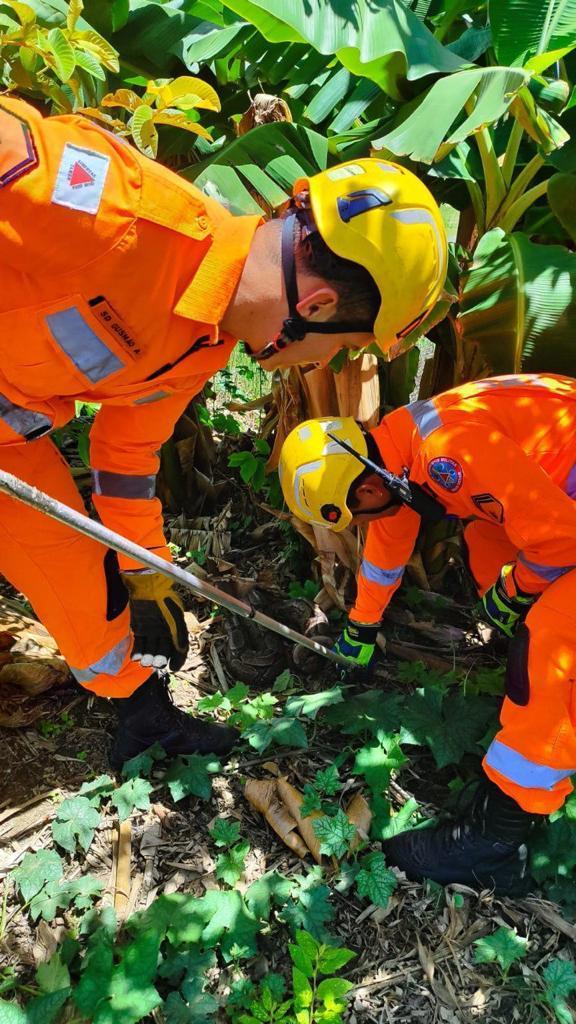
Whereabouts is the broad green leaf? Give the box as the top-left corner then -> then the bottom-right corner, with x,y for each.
459,228 -> 576,378
89,929 -> 162,1024
355,852 -> 397,907
313,810 -> 356,859
110,777 -> 152,822
152,111 -> 213,141
81,0 -> 129,35
165,754 -> 220,802
130,105 -> 158,158
317,945 -> 356,974
200,890 -> 260,962
25,988 -> 71,1024
101,88 -> 145,112
216,839 -> 250,885
210,818 -> 241,847
279,868 -> 335,940
325,691 -> 406,736
220,0 -> 466,99
285,688 -> 344,720
78,774 -> 115,806
52,796 -> 100,853
543,958 -> 576,1000
163,988 -> 219,1024
372,796 -> 420,841
400,689 -> 494,769
74,28 -> 119,71
3,1 -> 36,26
353,735 -> 407,792
0,1001 -> 26,1023
149,75 -> 220,112
301,785 -> 323,817
473,927 -> 528,972
121,743 -> 166,781
547,173 -> 576,242
374,67 -> 530,163
316,976 -> 354,1003
47,27 -> 76,81
34,876 -> 103,922
292,968 -> 313,1010
185,121 -> 328,216
244,871 -> 293,920
489,0 -> 576,68
314,765 -> 342,797
244,716 -> 308,752
12,849 -> 62,904
66,0 -> 82,31
36,952 -> 70,994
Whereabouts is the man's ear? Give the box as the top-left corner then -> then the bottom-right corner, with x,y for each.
296,286 -> 339,322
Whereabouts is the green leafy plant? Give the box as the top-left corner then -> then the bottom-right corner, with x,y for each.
210,819 -> 251,886
354,852 -> 397,909
289,930 -> 355,1024
313,810 -> 357,860
52,795 -> 101,853
473,926 -> 529,977
228,439 -> 271,492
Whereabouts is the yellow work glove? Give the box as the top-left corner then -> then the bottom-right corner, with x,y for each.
123,572 -> 189,672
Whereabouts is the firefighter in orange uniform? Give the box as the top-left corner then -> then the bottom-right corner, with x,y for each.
279,374 -> 576,894
0,95 -> 447,767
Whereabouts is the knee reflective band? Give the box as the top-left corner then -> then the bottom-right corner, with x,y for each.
360,559 -> 404,586
92,469 -> 157,500
71,633 -> 132,684
485,739 -> 576,791
0,393 -> 52,440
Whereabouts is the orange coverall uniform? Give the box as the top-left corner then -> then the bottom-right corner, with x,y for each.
0,95 -> 259,698
350,373 -> 576,814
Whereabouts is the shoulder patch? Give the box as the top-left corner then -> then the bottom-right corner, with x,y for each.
51,142 -> 110,215
0,103 -> 38,187
428,456 -> 463,493
472,492 -> 504,523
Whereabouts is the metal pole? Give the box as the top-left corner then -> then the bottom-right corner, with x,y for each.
0,469 -> 350,669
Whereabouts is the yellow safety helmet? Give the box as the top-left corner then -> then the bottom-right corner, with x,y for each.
278,417 -> 368,533
293,157 -> 448,358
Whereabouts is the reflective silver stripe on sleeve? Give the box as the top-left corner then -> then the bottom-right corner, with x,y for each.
360,559 -> 404,586
518,552 -> 574,582
133,391 -> 170,405
406,399 -> 442,440
92,469 -> 157,500
45,307 -> 124,383
485,739 -> 576,790
71,634 -> 132,683
0,393 -> 52,440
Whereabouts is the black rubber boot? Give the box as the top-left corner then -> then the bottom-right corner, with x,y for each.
110,673 -> 240,769
382,780 -> 536,896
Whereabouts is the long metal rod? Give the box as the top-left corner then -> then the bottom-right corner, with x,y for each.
0,469 -> 350,669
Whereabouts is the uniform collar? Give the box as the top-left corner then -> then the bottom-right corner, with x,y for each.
174,213 -> 261,331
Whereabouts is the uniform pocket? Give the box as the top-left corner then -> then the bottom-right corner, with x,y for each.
0,293 -> 136,398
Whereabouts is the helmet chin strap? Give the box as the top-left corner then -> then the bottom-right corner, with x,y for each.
252,210 -> 373,362
327,432 -> 446,524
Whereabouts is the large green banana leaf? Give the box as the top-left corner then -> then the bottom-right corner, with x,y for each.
458,227 -> 576,375
183,121 -> 327,215
489,0 -> 576,69
373,67 -> 530,162
219,0 -> 467,99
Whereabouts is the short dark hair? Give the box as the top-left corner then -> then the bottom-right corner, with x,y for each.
295,226 -> 380,326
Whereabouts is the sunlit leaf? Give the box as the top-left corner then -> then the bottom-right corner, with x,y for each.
46,27 -> 76,81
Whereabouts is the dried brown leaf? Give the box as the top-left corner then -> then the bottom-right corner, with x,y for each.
276,777 -> 322,864
245,778 -> 308,858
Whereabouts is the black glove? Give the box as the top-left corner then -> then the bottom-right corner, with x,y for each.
123,572 -> 189,671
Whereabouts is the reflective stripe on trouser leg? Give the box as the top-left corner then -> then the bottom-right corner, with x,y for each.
0,436 -> 150,699
0,392 -> 52,441
482,567 -> 576,814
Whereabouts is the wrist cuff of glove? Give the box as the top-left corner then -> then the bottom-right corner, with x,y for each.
499,565 -> 537,608
346,621 -> 380,644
